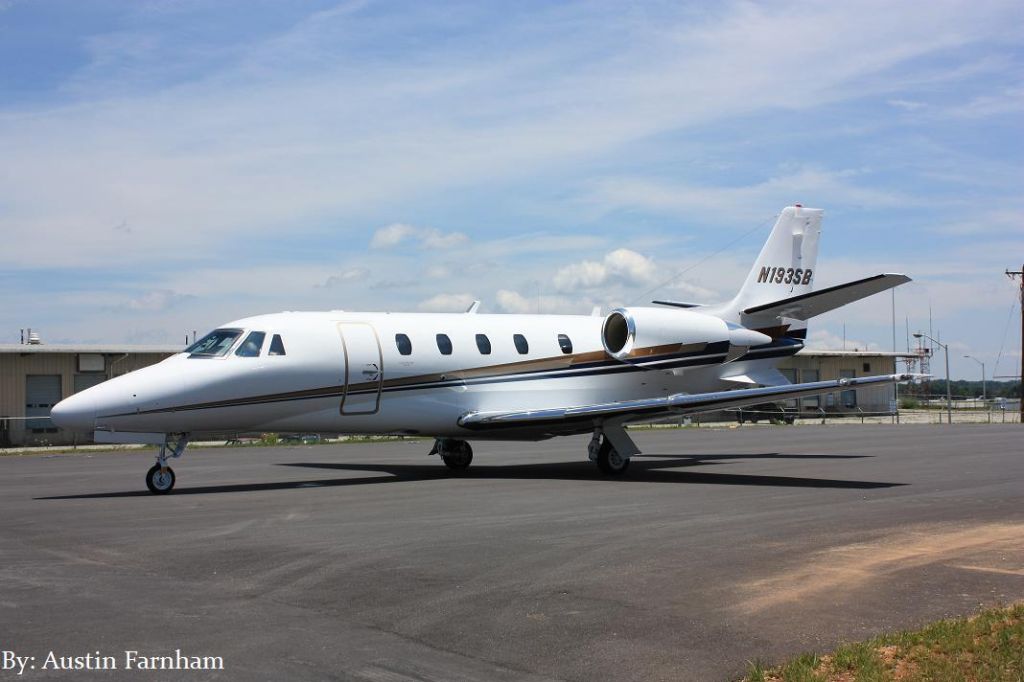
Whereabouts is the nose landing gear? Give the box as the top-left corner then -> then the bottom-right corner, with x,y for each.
146,434 -> 190,494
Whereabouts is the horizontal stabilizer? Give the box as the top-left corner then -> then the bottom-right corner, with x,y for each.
743,274 -> 910,321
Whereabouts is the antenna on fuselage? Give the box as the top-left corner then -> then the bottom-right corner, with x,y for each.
465,300 -> 481,314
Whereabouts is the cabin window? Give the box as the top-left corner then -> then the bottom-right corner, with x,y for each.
395,333 -> 412,355
187,328 -> 242,357
236,331 -> 266,357
269,334 -> 286,356
475,334 -> 491,355
557,333 -> 573,354
436,334 -> 453,355
513,334 -> 529,355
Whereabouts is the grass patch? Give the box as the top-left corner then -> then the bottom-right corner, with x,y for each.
743,603 -> 1024,681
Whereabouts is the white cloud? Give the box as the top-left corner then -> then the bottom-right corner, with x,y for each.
125,289 -> 194,312
2,1 -> 1017,268
370,223 -> 468,250
888,99 -> 928,111
583,167 -> 913,221
417,293 -> 476,312
318,267 -> 370,288
553,248 -> 658,292
808,329 -> 882,352
494,289 -> 581,314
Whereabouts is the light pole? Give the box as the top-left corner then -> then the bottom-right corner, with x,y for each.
915,333 -> 951,424
964,354 -> 986,402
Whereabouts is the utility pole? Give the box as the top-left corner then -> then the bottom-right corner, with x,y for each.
1007,265 -> 1024,423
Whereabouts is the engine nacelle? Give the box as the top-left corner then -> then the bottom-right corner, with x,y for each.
601,307 -> 771,364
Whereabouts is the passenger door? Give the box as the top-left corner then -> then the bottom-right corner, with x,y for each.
338,323 -> 383,415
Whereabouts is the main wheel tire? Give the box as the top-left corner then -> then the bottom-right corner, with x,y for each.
146,463 -> 175,494
441,441 -> 473,471
596,439 -> 630,475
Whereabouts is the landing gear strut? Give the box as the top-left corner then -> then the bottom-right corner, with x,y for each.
588,431 -> 630,475
146,434 -> 189,494
430,438 -> 473,471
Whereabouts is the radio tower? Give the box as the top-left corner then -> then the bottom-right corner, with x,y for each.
1007,265 -> 1024,422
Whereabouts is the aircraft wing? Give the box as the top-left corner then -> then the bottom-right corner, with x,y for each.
459,373 -> 918,430
743,274 -> 910,321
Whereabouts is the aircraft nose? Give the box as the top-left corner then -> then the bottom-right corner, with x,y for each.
50,392 -> 97,432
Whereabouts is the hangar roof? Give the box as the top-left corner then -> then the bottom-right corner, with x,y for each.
0,344 -> 183,354
798,349 -> 918,358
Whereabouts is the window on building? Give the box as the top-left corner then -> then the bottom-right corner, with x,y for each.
73,374 -> 106,394
269,334 -> 286,356
801,369 -> 820,408
395,333 -> 412,356
557,334 -> 573,354
436,334 -> 453,355
235,331 -> 266,357
863,362 -> 871,373
840,369 -> 857,408
475,334 -> 491,355
513,334 -> 529,355
187,328 -> 243,357
26,375 -> 61,433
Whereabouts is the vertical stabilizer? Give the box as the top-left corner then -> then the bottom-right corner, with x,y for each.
725,206 -> 822,318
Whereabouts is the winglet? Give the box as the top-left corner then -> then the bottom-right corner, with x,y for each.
652,300 -> 703,309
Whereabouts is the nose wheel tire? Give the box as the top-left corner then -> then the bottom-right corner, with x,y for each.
596,439 -> 630,476
441,441 -> 473,471
146,464 -> 176,494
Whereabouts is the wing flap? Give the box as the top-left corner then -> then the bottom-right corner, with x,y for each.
459,374 -> 919,429
743,274 -> 910,321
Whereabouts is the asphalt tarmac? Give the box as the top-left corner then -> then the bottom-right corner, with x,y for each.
2,424 -> 1023,681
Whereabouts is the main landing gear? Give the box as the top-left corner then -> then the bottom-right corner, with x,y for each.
146,433 -> 190,494
588,431 -> 630,475
430,438 -> 474,471
588,424 -> 639,476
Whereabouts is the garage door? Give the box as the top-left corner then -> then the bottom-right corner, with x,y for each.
26,375 -> 61,432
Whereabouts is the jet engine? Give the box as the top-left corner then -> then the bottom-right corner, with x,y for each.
601,307 -> 771,364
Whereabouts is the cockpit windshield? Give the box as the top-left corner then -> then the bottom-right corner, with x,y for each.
186,328 -> 243,357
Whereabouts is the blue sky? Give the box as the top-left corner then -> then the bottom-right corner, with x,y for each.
1,0 -> 1021,379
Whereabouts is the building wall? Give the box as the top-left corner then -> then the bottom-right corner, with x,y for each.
0,352 -> 174,446
783,354 -> 898,413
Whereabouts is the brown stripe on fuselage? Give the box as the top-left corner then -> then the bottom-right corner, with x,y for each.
345,349 -> 613,393
625,341 -> 708,359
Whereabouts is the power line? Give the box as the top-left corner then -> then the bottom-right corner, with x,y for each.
993,298 -> 1018,379
628,213 -> 777,305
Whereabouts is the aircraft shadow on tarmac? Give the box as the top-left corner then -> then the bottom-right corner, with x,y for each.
36,453 -> 905,500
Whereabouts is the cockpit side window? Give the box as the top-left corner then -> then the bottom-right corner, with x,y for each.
187,329 -> 243,357
268,334 -> 286,356
236,331 -> 266,357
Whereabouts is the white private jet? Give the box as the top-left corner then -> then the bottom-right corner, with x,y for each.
52,206 -> 913,494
